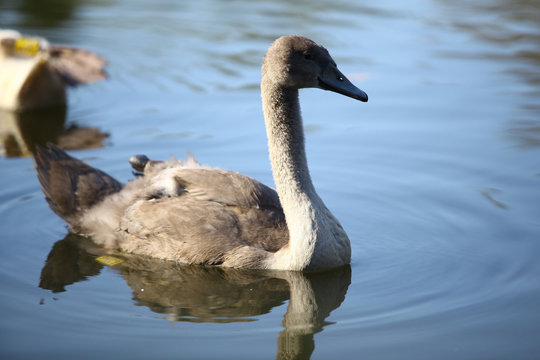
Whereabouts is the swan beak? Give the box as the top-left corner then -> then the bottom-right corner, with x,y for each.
318,63 -> 368,102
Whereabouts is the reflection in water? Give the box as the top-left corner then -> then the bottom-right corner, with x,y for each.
39,234 -> 103,293
479,188 -> 509,210
437,0 -> 540,85
0,108 -> 108,157
507,120 -> 540,149
40,235 -> 351,359
0,107 -> 65,157
436,0 -> 540,148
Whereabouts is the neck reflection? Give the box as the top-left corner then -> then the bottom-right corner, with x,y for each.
40,234 -> 351,359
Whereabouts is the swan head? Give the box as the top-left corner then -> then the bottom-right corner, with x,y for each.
262,35 -> 368,102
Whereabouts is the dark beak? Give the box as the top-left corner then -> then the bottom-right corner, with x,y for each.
318,63 -> 368,102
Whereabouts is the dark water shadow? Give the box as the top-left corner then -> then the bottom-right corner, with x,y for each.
39,234 -> 351,359
2,0 -> 82,29
0,108 -> 108,157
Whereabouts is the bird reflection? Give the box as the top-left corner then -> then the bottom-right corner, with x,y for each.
0,108 -> 108,157
39,234 -> 103,292
40,234 -> 351,359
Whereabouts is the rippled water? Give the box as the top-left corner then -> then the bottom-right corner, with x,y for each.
1,0 -> 539,359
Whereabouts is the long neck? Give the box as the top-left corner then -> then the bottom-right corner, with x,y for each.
262,83 -> 317,199
261,80 -> 349,270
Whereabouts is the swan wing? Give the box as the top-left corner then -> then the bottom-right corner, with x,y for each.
115,168 -> 288,267
47,46 -> 107,86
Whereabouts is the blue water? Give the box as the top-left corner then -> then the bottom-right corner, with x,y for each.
1,0 -> 539,359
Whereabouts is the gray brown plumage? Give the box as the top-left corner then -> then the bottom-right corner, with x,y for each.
47,46 -> 107,86
35,144 -> 122,224
35,35 -> 368,271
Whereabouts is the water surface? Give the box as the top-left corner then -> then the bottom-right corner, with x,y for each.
1,0 -> 539,359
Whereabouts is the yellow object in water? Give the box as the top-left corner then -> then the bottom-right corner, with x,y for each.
95,256 -> 124,266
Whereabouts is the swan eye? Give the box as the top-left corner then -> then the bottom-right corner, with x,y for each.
303,52 -> 313,60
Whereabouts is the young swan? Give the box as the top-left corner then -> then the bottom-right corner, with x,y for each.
35,35 -> 368,271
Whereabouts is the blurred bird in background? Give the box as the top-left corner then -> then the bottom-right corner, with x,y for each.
0,29 -> 107,111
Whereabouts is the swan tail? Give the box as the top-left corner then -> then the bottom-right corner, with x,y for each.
35,144 -> 123,225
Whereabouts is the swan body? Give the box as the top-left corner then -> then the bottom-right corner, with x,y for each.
35,35 -> 368,271
0,29 -> 106,111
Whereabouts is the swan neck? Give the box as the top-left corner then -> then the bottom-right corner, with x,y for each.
261,81 -> 323,270
261,79 -> 351,270
262,83 -> 316,197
